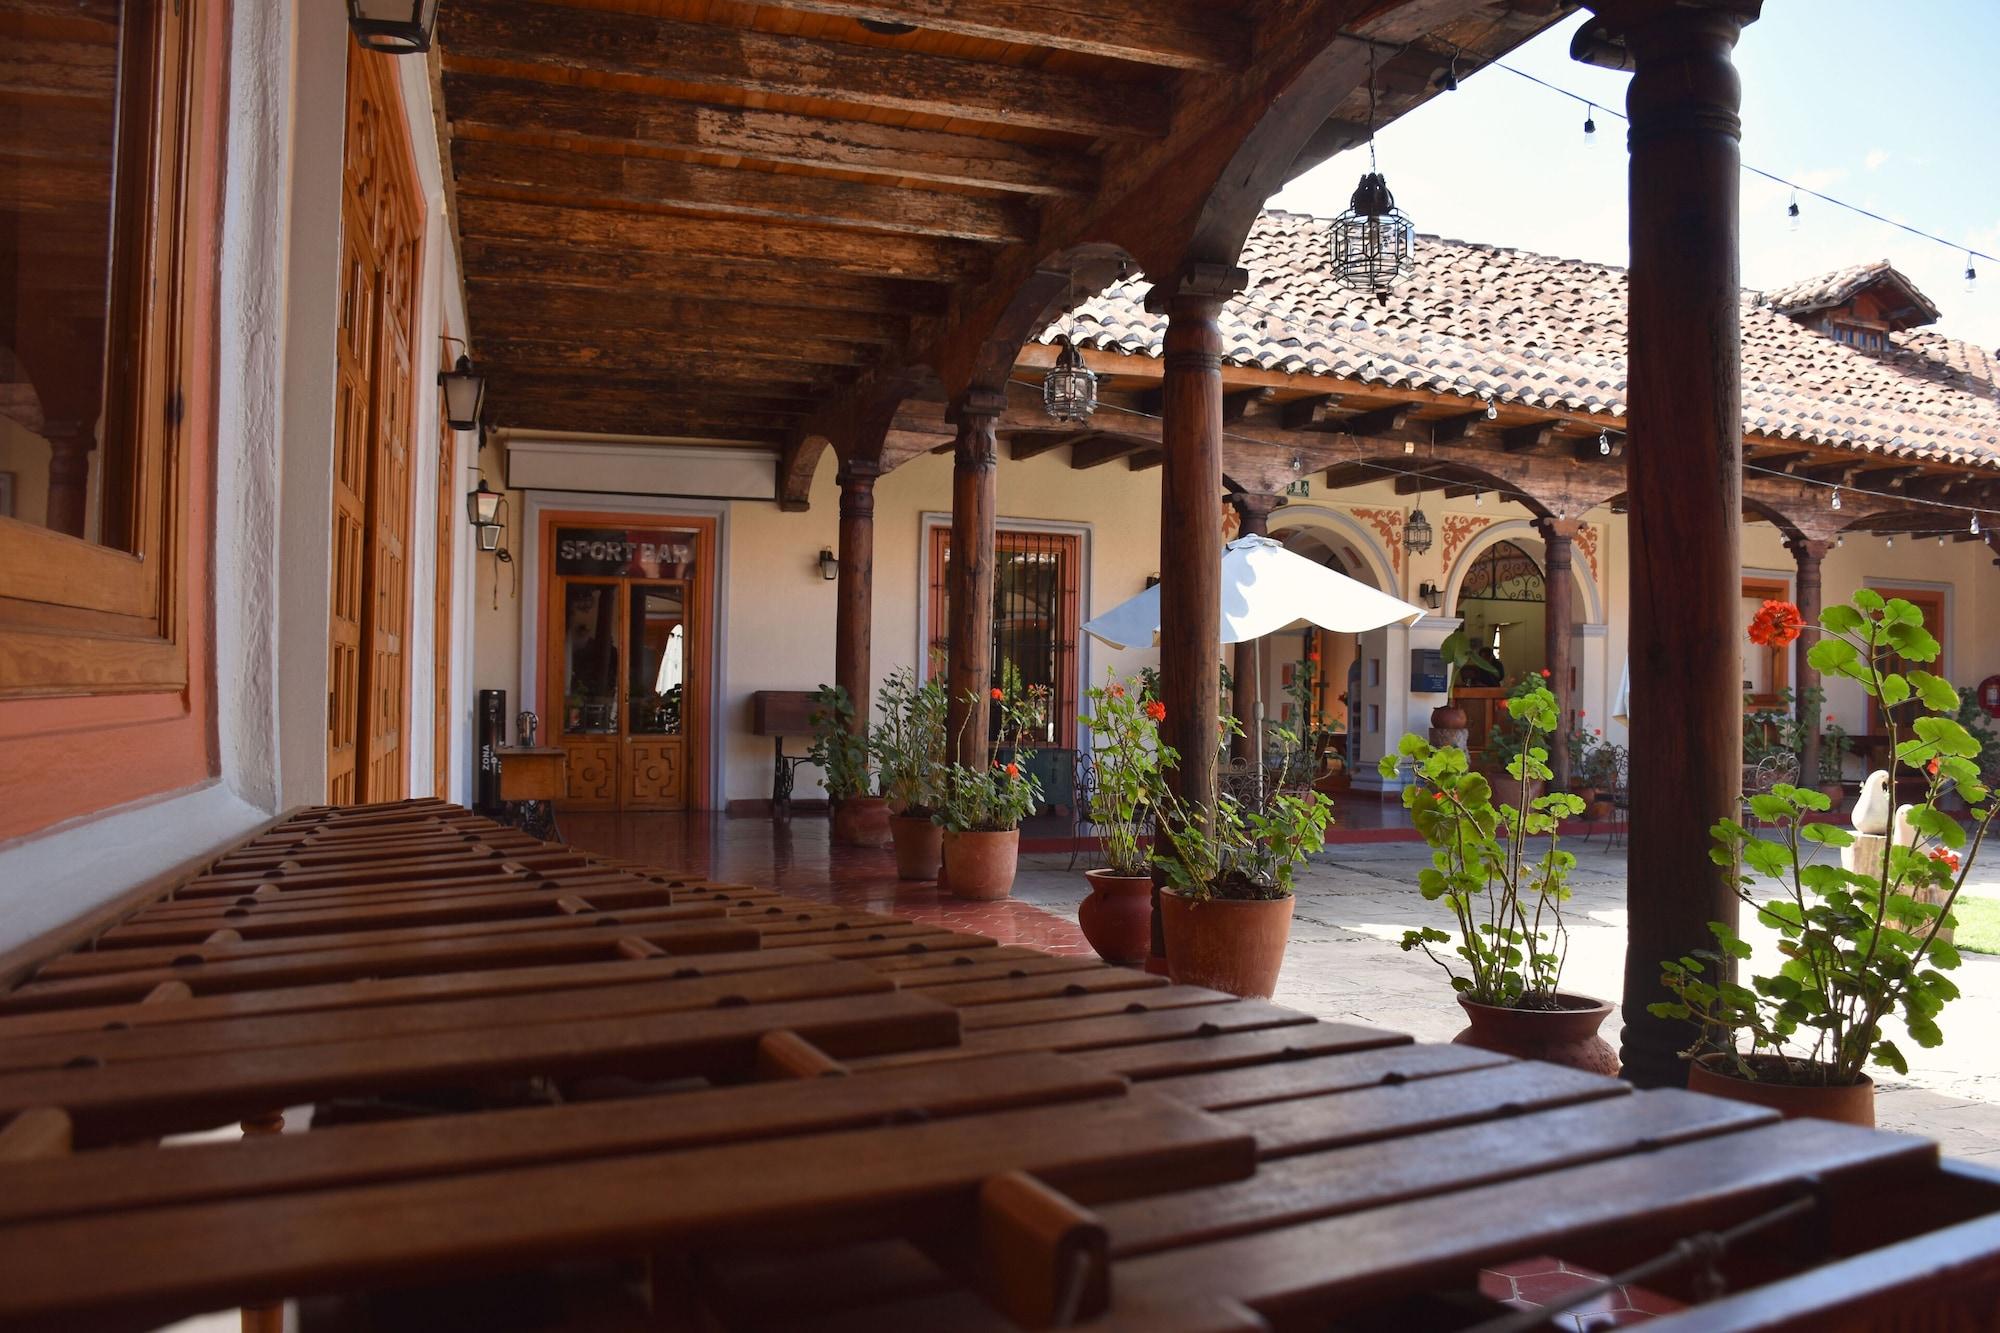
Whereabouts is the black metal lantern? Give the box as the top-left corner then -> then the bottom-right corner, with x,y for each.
466,478 -> 503,552
439,352 -> 486,431
1332,172 -> 1416,296
817,548 -> 839,581
1402,506 -> 1433,556
347,0 -> 441,54
1042,335 -> 1098,424
1332,45 -> 1415,297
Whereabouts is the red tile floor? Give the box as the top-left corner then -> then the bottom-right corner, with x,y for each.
558,809 -> 1675,1326
558,809 -> 1093,954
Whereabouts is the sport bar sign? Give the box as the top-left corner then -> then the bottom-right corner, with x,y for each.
554,527 -> 698,579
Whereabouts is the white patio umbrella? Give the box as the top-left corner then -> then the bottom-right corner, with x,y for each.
1082,535 -> 1426,649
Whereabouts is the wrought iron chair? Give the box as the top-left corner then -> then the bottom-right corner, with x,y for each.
1584,747 -> 1631,850
1741,751 -> 1802,828
1069,749 -> 1156,870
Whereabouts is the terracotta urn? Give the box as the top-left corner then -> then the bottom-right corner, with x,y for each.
1159,890 -> 1293,999
1078,870 -> 1154,966
890,815 -> 943,881
942,828 -> 1019,900
1453,993 -> 1619,1075
1688,1054 -> 1874,1127
1428,703 -> 1469,751
831,795 -> 893,848
1820,781 -> 1847,807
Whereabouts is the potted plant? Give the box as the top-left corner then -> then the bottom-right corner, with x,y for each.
1475,672 -> 1552,803
1383,682 -> 1617,1074
809,684 -> 889,848
1150,717 -> 1334,999
873,665 -> 948,880
1076,673 -> 1168,965
1651,591 -> 1986,1126
934,684 -> 1043,899
1430,628 -> 1498,742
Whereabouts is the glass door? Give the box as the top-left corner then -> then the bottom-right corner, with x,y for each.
624,582 -> 688,809
554,579 -> 623,808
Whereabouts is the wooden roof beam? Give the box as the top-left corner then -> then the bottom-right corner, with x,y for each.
445,2 -> 1169,140
1009,431 -> 1094,461
1323,462 -> 1380,490
1279,393 -> 1342,430
753,0 -> 1249,71
485,328 -> 875,370
467,281 -> 907,347
451,140 -> 1036,246
1336,405 -> 1411,438
1502,422 -> 1560,453
1428,410 -> 1489,444
1223,387 -> 1277,423
1071,437 -> 1149,469
441,74 -> 1097,199
1127,449 -> 1163,472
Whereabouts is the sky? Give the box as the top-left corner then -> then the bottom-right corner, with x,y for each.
1272,1 -> 2000,349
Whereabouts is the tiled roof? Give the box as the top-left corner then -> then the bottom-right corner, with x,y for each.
1762,260 -> 1940,325
1040,210 -> 2000,469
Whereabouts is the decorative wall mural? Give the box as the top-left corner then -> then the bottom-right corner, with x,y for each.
1574,521 -> 1601,584
1349,507 -> 1405,575
1440,513 -> 1494,574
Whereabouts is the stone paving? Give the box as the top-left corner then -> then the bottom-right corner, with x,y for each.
1007,840 -> 2000,1161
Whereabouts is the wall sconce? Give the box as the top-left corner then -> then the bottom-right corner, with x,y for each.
1418,581 -> 1443,610
817,548 -> 839,581
466,477 -> 505,552
438,339 -> 487,431
347,0 -> 442,53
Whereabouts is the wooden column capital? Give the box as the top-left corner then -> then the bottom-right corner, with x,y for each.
1230,492 -> 1286,536
1785,535 -> 1831,567
1534,516 -> 1581,546
836,460 -> 881,520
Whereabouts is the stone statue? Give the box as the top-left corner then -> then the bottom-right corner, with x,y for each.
1851,769 -> 1892,835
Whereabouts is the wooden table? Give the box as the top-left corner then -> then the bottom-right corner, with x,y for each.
496,745 -> 569,839
0,799 -> 1995,1332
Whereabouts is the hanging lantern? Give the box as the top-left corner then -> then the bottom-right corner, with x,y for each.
1042,335 -> 1098,424
465,478 -> 501,529
1402,506 -> 1434,556
439,352 -> 487,431
1332,172 -> 1416,297
347,0 -> 442,54
1331,48 -> 1415,297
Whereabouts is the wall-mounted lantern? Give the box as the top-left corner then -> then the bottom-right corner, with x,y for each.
466,477 -> 504,552
347,0 -> 442,54
1418,580 -> 1443,610
438,344 -> 487,431
817,548 -> 839,582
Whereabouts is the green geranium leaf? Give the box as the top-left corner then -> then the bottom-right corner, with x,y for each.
1885,621 -> 1941,663
1853,588 -> 1886,612
1873,1039 -> 1908,1075
1910,671 -> 1961,712
1880,674 -> 1911,708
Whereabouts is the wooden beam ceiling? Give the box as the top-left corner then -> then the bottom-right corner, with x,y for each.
749,0 -> 1251,70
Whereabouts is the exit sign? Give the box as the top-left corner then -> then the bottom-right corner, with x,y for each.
1285,478 -> 1311,497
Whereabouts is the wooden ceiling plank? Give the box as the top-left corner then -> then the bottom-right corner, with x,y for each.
442,2 -> 1167,140
441,73 -> 1096,197
1070,437 -> 1147,469
458,239 -> 947,317
483,329 -> 868,370
1008,430 -> 1092,461
455,199 -> 986,281
748,0 -> 1249,71
451,138 -> 1035,244
465,280 -> 905,347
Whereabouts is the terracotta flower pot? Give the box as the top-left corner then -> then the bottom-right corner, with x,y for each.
1688,1054 -> 1874,1127
1430,703 -> 1468,730
942,828 -> 1019,900
1078,870 -> 1154,966
1586,798 -> 1615,822
1453,993 -> 1619,1075
1159,890 -> 1293,999
831,796 -> 893,848
1819,781 -> 1847,806
890,815 -> 943,881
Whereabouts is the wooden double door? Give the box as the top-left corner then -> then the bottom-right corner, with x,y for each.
542,517 -> 711,812
326,42 -> 423,805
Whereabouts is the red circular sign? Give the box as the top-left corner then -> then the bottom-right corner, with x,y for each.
1979,675 -> 2000,719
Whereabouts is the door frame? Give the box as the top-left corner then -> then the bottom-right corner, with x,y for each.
523,496 -> 725,810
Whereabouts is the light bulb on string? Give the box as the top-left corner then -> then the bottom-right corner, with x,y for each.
1484,396 -> 1497,420
1582,104 -> 1596,143
1835,534 -> 1844,548
1403,440 -> 1415,455
1597,429 -> 1611,456
1830,486 -> 1841,511
1474,491 -> 1484,507
1967,254 -> 1979,293
1940,535 -> 1948,548
1885,535 -> 1894,549
1973,514 -> 1983,536
1787,192 -> 1801,230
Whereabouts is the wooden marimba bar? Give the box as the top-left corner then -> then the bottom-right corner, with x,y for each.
0,799 -> 1993,1332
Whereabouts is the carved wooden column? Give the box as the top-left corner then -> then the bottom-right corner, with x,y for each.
945,391 -> 1003,768
1537,517 -> 1578,791
834,458 -> 881,734
41,422 -> 96,539
1789,536 -> 1829,790
1230,492 -> 1285,760
1607,0 -> 1759,1089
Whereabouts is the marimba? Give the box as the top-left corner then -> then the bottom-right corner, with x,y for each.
0,799 -> 1995,1332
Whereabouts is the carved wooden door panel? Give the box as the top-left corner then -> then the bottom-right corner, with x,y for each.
552,578 -> 623,812
326,178 -> 377,806
328,42 -> 423,805
432,400 -> 454,800
622,582 -> 688,811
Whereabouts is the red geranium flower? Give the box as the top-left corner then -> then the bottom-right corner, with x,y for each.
1144,699 -> 1167,722
1927,758 -> 1942,776
1539,668 -> 1551,678
1308,650 -> 1321,663
990,687 -> 1004,700
1005,762 -> 1020,779
1930,847 -> 1961,873
1748,599 -> 1804,648
1109,684 -> 1126,699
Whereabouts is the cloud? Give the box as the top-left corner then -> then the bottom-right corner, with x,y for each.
1865,149 -> 1891,171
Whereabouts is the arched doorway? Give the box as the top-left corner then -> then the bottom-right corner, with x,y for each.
1454,538 -> 1549,682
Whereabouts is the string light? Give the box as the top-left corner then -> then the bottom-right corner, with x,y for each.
1967,254 -> 1980,293
1484,396 -> 1498,420
1787,192 -> 1801,230
1482,55 -> 2000,279
1474,491 -> 1484,506
1886,535 -> 1894,548
1582,103 -> 1597,143
1438,52 -> 1459,92
1835,534 -> 1844,548
1830,486 -> 1842,511
1939,535 -> 1947,548
1973,514 -> 1982,536
1597,429 -> 1611,456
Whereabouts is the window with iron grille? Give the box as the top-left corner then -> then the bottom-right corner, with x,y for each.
926,525 -> 1082,749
